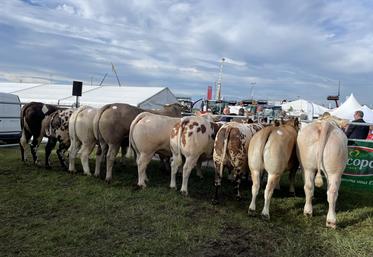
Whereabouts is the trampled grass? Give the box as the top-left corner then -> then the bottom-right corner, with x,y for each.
0,146 -> 372,257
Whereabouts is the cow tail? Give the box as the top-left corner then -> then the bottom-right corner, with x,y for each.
219,127 -> 232,178
126,112 -> 149,160
315,121 -> 330,188
68,106 -> 89,154
93,104 -> 111,141
20,102 -> 33,133
175,117 -> 188,166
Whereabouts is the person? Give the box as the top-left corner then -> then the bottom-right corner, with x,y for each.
220,106 -> 232,122
345,110 -> 369,139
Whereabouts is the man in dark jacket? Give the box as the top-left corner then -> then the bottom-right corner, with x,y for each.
345,110 -> 369,139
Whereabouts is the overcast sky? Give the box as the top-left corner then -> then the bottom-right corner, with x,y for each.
1,0 -> 373,105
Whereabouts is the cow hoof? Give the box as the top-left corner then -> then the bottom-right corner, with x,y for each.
84,172 -> 92,177
326,221 -> 336,229
93,173 -> 100,178
133,184 -> 145,191
289,191 -> 296,197
169,186 -> 177,191
180,190 -> 188,197
211,199 -> 219,205
105,178 -> 112,184
45,165 -> 52,170
248,209 -> 256,217
261,213 -> 270,221
304,212 -> 313,218
236,195 -> 242,201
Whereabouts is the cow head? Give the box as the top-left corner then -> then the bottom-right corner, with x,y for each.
162,103 -> 183,117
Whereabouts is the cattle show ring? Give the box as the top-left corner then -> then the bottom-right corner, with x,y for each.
0,82 -> 372,257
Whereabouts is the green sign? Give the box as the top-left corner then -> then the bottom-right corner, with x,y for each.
342,140 -> 373,190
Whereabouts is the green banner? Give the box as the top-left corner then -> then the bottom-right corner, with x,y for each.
342,140 -> 373,190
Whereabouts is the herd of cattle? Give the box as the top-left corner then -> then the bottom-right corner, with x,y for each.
18,101 -> 349,228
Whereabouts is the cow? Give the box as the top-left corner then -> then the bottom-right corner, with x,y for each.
93,103 -> 182,183
43,108 -> 74,170
169,113 -> 221,195
68,106 -> 99,176
128,112 -> 181,188
247,118 -> 299,220
297,115 -> 348,228
19,102 -> 60,166
212,122 -> 265,203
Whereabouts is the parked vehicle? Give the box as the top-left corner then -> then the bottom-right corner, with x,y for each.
0,92 -> 21,144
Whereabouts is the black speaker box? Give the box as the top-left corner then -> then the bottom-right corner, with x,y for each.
72,81 -> 82,96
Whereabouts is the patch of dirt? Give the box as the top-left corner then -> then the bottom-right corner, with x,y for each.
192,223 -> 280,257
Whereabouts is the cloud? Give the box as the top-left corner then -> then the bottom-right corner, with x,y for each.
0,0 -> 373,105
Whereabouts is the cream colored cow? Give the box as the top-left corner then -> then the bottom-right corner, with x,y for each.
68,106 -> 99,176
248,119 -> 299,220
128,112 -> 180,188
297,117 -> 348,228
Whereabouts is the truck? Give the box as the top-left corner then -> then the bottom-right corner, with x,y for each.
0,92 -> 22,144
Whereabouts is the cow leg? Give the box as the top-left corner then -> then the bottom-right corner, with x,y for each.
170,152 -> 182,190
20,129 -> 31,162
80,143 -> 95,176
212,163 -> 222,205
326,173 -> 341,229
159,155 -> 171,173
180,156 -> 199,196
45,137 -> 57,169
56,142 -> 69,170
248,169 -> 261,215
31,135 -> 43,165
235,172 -> 242,200
303,168 -> 315,217
288,168 -> 297,196
137,153 -> 153,188
68,139 -> 81,173
105,144 -> 120,183
261,173 -> 281,220
94,143 -> 107,177
196,159 -> 203,179
120,138 -> 129,165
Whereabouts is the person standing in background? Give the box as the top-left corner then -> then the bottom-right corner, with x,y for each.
345,110 -> 369,139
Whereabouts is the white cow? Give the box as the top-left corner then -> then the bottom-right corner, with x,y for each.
68,106 -> 100,176
169,113 -> 220,195
297,117 -> 348,228
128,112 -> 180,187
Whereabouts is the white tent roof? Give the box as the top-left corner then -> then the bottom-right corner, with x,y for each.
330,93 -> 362,120
0,82 -> 177,108
281,99 -> 329,120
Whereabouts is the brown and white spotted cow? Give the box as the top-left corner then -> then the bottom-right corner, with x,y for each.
212,122 -> 265,203
248,118 -> 299,220
43,108 -> 74,170
169,113 -> 221,195
128,112 -> 181,188
19,102 -> 60,165
68,106 -> 99,176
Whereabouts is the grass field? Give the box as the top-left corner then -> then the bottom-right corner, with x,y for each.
1,146 -> 372,257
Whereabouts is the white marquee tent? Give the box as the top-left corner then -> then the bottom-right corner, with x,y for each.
330,94 -> 362,120
329,94 -> 373,123
281,99 -> 329,120
0,83 -> 177,109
